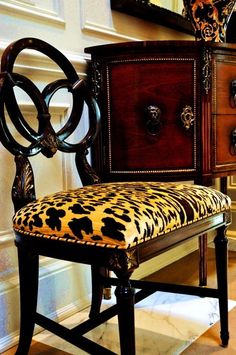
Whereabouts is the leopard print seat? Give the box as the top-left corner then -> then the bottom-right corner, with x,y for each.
13,182 -> 231,250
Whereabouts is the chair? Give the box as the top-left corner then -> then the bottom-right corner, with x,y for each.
0,37 -> 231,355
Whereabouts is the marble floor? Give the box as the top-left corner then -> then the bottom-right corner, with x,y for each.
33,291 -> 236,354
4,244 -> 236,354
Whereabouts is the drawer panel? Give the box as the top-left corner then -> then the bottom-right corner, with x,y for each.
104,58 -> 199,177
214,114 -> 236,167
213,60 -> 236,115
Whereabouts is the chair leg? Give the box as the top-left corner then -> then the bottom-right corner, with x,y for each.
15,247 -> 39,355
89,265 -> 106,318
199,234 -> 208,286
103,268 -> 112,300
115,278 -> 135,355
214,226 -> 229,347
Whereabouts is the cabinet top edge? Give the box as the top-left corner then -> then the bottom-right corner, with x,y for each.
85,40 -> 236,56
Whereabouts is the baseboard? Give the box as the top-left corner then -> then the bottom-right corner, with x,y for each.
0,259 -> 92,353
0,332 -> 19,354
0,298 -> 92,353
227,230 -> 236,240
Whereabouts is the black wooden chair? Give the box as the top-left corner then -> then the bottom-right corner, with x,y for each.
0,38 -> 231,355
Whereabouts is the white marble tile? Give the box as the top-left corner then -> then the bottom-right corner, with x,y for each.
34,291 -> 236,354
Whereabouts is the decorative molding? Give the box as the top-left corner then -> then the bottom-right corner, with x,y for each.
230,200 -> 236,210
81,20 -> 140,42
0,41 -> 88,79
226,176 -> 236,201
0,331 -> 19,354
38,258 -> 75,278
227,230 -> 236,239
0,259 -> 91,353
0,298 -> 91,353
80,0 -> 140,41
229,175 -> 236,188
202,46 -> 212,94
0,0 -> 65,27
19,103 -> 70,114
0,230 -> 14,245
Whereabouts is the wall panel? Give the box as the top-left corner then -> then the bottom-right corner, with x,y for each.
0,0 -> 65,26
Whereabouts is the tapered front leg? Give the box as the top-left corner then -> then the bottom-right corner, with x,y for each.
199,234 -> 208,286
16,245 -> 39,355
214,225 -> 229,347
112,261 -> 135,355
110,248 -> 137,354
115,283 -> 135,355
115,279 -> 135,355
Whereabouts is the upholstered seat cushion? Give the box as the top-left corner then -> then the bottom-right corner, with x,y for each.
12,182 -> 231,249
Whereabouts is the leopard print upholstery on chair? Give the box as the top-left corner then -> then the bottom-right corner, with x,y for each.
13,181 -> 231,250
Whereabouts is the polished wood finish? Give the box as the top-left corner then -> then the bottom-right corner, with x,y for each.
85,40 -> 236,186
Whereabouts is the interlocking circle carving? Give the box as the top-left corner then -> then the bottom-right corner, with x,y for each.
0,38 -> 100,157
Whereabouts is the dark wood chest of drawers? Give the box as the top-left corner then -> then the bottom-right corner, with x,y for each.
85,41 -> 236,186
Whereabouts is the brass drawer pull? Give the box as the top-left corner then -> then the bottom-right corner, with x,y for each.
231,80 -> 236,107
231,128 -> 236,154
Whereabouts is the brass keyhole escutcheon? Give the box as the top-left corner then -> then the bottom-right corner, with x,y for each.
181,105 -> 194,131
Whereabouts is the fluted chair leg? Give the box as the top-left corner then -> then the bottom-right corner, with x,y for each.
16,247 -> 39,355
115,279 -> 135,355
214,226 -> 229,347
199,234 -> 208,286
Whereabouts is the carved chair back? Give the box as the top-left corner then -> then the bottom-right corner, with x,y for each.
0,38 -> 100,212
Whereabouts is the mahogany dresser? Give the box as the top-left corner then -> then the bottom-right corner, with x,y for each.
85,41 -> 236,188
85,40 -> 236,285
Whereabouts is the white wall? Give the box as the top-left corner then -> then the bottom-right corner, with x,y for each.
0,0 -> 196,352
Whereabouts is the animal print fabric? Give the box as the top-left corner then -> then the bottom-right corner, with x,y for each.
13,182 -> 231,249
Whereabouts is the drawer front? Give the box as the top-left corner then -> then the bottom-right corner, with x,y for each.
214,114 -> 236,169
102,58 -> 199,179
213,59 -> 236,115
